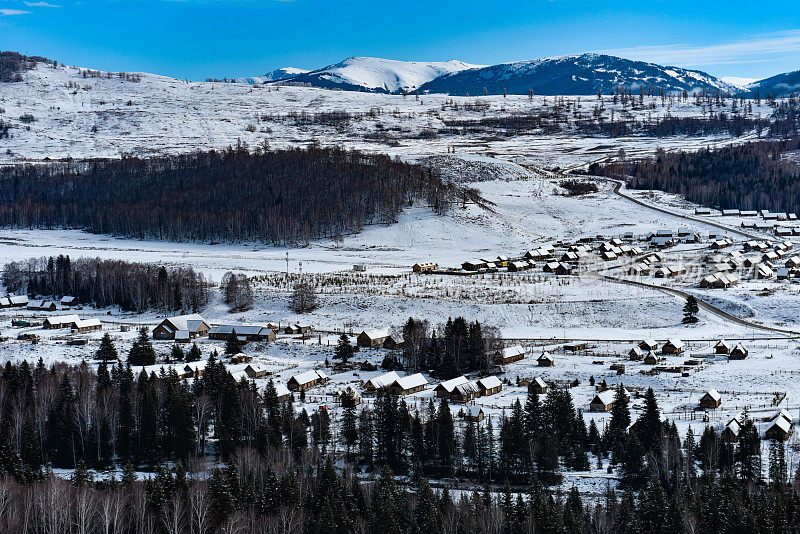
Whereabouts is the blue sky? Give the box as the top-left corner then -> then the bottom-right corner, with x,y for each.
2,0 -> 799,81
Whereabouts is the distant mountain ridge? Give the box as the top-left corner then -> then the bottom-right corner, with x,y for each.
264,53 -> 740,96
419,53 -> 736,96
234,67 -> 309,84
280,57 -> 484,93
747,70 -> 800,98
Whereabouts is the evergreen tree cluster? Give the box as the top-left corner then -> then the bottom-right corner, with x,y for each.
396,316 -> 499,377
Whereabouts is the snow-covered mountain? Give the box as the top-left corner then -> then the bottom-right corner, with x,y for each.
234,67 -> 309,84
281,57 -> 484,93
720,76 -> 757,90
748,69 -> 800,97
418,53 -> 737,96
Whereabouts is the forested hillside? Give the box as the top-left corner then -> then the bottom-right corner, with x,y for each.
0,147 -> 473,244
595,139 -> 800,213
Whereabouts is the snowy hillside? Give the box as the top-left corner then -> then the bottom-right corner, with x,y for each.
234,67 -> 309,84
748,69 -> 800,97
282,56 -> 484,93
0,59 -> 777,164
419,53 -> 737,95
720,76 -> 757,90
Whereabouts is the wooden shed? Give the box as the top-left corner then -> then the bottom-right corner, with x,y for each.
729,343 -> 749,360
661,339 -> 685,355
537,353 -> 554,367
464,405 -> 485,423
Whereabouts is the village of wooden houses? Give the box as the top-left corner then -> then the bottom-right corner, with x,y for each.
3,193 -> 800,487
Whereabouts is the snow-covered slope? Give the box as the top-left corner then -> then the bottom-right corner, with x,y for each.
282,57 -> 484,93
234,67 -> 309,84
748,69 -> 800,97
720,76 -> 757,90
419,53 -> 737,95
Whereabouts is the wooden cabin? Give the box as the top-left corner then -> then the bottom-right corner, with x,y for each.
338,386 -> 361,405
284,324 -> 312,335
412,262 -> 437,273
643,352 -> 658,365
462,260 -> 488,272
176,362 -> 206,380
554,263 -> 572,276
589,389 -> 617,412
714,340 -> 732,355
244,364 -> 269,379
477,375 -> 503,396
450,381 -> 480,403
434,376 -> 469,398
498,345 -> 525,364
388,373 -> 428,395
73,318 -> 102,333
628,346 -> 643,360
357,329 -> 391,348
721,418 -> 741,443
287,369 -> 329,391
765,417 -> 792,441
27,300 -> 57,311
529,377 -> 547,395
699,389 -> 722,409
153,314 -> 210,340
43,314 -> 80,329
639,339 -> 659,352
209,325 -> 276,342
363,371 -> 400,393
